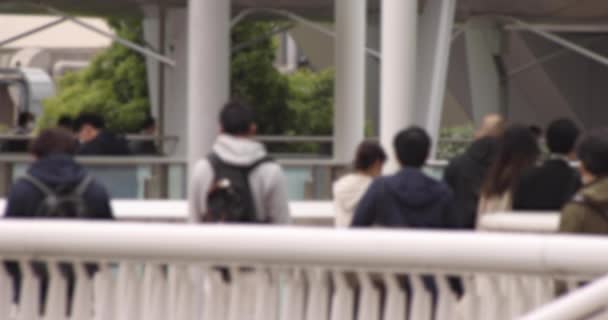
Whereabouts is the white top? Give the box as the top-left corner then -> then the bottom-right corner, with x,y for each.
332,173 -> 373,228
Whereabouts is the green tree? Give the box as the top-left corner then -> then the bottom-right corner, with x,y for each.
230,21 -> 291,135
41,18 -> 150,132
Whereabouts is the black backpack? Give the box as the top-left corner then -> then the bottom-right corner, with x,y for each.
21,174 -> 92,218
205,153 -> 273,223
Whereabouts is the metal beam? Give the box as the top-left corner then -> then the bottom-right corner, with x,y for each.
37,4 -> 176,67
509,37 -> 605,76
0,17 -> 67,48
511,18 -> 608,69
230,7 -> 381,60
505,23 -> 608,33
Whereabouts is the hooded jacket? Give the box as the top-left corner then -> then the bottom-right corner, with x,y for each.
78,131 -> 131,156
351,167 -> 454,228
443,137 -> 497,229
4,154 -> 113,219
333,173 -> 373,228
189,134 -> 290,224
560,178 -> 608,234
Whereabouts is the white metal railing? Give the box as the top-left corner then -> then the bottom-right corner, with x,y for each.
0,199 -> 334,225
1,221 -> 608,320
478,212 -> 560,233
522,273 -> 608,320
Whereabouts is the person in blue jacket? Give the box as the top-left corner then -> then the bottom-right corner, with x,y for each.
351,126 -> 454,228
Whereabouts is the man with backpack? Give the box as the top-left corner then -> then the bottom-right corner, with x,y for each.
189,101 -> 290,224
4,128 -> 113,314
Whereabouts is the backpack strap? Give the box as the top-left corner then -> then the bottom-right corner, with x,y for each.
246,156 -> 274,174
72,175 -> 93,197
21,174 -> 56,198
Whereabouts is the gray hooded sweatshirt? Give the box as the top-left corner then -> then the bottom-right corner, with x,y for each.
189,134 -> 291,224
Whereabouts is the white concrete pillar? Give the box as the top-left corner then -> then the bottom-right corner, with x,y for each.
465,18 -> 503,125
334,0 -> 367,163
416,0 -> 457,158
187,0 -> 230,171
380,0 -> 418,172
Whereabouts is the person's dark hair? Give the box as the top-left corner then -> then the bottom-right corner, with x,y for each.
74,113 -> 105,132
577,128 -> 608,177
529,125 -> 543,139
546,118 -> 580,155
220,100 -> 255,135
354,141 -> 387,171
393,126 -> 431,168
482,124 -> 540,197
57,115 -> 73,130
18,112 -> 34,127
141,116 -> 156,131
30,128 -> 78,158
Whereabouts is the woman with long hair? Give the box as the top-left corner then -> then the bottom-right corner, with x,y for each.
477,124 -> 540,224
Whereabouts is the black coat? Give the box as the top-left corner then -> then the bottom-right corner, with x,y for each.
351,167 -> 454,228
443,137 -> 497,229
4,154 -> 113,311
78,131 -> 131,156
513,158 -> 582,211
5,154 -> 113,219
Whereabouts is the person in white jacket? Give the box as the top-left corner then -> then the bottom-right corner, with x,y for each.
333,142 -> 386,227
189,101 -> 290,224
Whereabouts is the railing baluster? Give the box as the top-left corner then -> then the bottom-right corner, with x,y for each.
71,263 -> 94,320
93,263 -> 115,320
382,273 -> 407,320
140,263 -> 167,320
409,275 -> 432,320
44,261 -> 67,320
0,258 -> 14,319
356,272 -> 380,320
330,270 -> 355,320
201,268 -> 229,320
454,275 -> 479,320
305,268 -> 330,320
115,262 -> 143,320
434,275 -> 457,320
228,267 -> 258,320
17,260 -> 40,320
281,269 -> 307,320
477,274 -> 506,320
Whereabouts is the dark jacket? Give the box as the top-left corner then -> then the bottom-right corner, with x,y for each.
560,178 -> 608,234
443,137 -> 497,229
78,131 -> 130,156
5,154 -> 113,219
4,154 -> 113,312
513,158 -> 581,211
351,167 -> 454,228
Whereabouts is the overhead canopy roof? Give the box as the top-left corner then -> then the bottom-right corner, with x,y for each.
1,0 -> 608,21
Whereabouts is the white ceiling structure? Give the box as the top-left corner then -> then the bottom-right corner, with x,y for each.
1,0 -> 608,21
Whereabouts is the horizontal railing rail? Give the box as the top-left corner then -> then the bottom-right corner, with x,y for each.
0,199 -> 334,225
0,222 -> 604,275
478,212 -> 560,233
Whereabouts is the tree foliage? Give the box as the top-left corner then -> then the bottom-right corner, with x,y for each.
43,19 -> 335,142
41,18 -> 150,132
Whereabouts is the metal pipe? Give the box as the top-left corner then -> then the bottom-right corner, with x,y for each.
0,17 -> 67,47
230,7 -> 381,60
0,221 -> 607,275
522,273 -> 608,320
38,5 -> 176,67
510,18 -> 608,69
